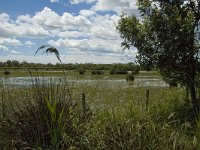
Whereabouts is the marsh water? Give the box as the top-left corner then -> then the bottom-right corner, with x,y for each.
0,76 -> 169,87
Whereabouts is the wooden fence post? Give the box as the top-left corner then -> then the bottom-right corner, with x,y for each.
81,93 -> 86,118
146,90 -> 149,111
1,89 -> 5,120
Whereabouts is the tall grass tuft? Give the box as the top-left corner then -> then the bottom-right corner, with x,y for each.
0,78 -> 91,149
85,106 -> 194,150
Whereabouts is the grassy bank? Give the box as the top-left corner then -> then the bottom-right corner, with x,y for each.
0,77 -> 199,149
0,69 -> 161,80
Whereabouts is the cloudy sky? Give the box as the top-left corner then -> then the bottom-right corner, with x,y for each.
0,0 -> 138,64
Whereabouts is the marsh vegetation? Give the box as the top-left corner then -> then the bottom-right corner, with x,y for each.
0,72 -> 200,149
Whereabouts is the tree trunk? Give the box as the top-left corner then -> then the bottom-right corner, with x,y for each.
185,86 -> 189,100
188,74 -> 199,118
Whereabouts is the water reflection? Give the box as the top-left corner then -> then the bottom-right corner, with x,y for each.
0,76 -> 169,87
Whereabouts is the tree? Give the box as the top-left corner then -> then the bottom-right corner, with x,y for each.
21,61 -> 29,67
5,60 -> 12,67
12,60 -> 20,67
117,0 -> 200,115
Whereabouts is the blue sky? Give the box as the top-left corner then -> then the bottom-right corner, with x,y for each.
0,0 -> 138,64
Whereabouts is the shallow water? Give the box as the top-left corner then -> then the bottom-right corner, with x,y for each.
0,76 -> 169,87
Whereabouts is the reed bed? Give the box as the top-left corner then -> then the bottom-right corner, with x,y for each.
0,77 -> 199,149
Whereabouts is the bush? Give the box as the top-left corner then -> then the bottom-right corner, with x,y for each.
78,69 -> 86,75
91,70 -> 104,75
4,70 -> 10,75
97,70 -> 104,75
126,75 -> 134,81
109,70 -> 115,75
91,70 -> 96,75
133,65 -> 140,74
115,70 -> 127,74
164,77 -> 178,87
109,70 -> 127,75
0,80 -> 91,149
169,81 -> 178,87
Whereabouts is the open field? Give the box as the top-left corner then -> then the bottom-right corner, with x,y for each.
0,75 -> 199,149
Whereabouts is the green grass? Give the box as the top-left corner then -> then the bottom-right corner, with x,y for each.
0,69 -> 161,81
0,77 -> 199,149
136,71 -> 161,77
0,70 -> 75,77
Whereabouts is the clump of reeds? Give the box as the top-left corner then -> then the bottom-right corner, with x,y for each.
82,98 -> 198,150
0,78 -> 91,149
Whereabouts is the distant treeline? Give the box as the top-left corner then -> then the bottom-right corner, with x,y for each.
0,60 -> 140,73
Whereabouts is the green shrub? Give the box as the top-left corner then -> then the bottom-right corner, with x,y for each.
91,70 -> 96,75
164,77 -> 178,87
126,75 -> 134,81
78,69 -> 86,75
133,65 -> 140,74
115,70 -> 127,74
109,70 -> 115,75
0,80 -> 91,149
4,70 -> 10,75
91,70 -> 104,75
109,70 -> 127,75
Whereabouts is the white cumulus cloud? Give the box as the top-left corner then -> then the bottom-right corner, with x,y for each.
0,2 -> 138,64
0,45 -> 9,52
50,0 -> 59,3
0,13 -> 50,38
79,9 -> 96,17
10,50 -> 22,55
25,41 -> 36,46
70,0 -> 97,4
91,0 -> 138,15
0,38 -> 22,46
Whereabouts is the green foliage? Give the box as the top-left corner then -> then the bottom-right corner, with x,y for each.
117,3 -> 200,84
109,69 -> 115,75
126,75 -> 134,81
4,70 -> 10,75
115,70 -> 128,75
101,117 -> 186,149
110,70 -> 127,75
0,80 -> 90,149
109,63 -> 140,75
195,115 -> 200,149
85,99 -> 196,149
79,69 -> 86,75
91,70 -> 104,75
163,77 -> 178,87
1,77 -> 199,149
117,0 -> 200,114
0,60 -> 141,75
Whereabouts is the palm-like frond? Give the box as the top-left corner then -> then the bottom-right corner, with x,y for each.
35,45 -> 62,63
45,47 -> 62,63
34,45 -> 48,56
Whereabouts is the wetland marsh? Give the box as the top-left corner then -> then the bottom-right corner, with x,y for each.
0,70 -> 198,149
